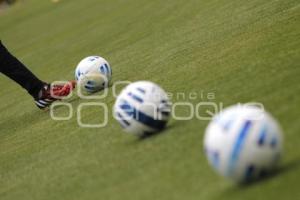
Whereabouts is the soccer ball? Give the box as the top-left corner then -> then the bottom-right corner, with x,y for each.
77,73 -> 107,94
114,81 -> 171,136
75,56 -> 112,93
204,104 -> 283,182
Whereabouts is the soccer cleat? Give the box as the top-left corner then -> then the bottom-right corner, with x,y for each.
34,81 -> 76,110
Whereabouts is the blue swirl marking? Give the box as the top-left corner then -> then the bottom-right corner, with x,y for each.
99,64 -> 111,77
104,65 -> 108,75
84,85 -> 95,91
100,65 -> 105,74
76,70 -> 81,80
227,120 -> 252,176
119,100 -> 167,130
116,112 -> 130,128
136,87 -> 146,94
258,125 -> 267,146
84,80 -> 99,92
104,64 -> 110,76
128,92 -> 143,103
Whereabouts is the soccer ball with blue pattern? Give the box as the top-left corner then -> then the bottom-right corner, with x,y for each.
204,105 -> 283,182
75,56 -> 112,93
114,81 -> 171,136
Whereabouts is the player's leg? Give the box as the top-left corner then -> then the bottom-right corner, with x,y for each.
0,40 -> 45,99
0,41 -> 75,109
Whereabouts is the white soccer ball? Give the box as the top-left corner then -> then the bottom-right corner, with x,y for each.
75,56 -> 112,93
114,81 -> 171,136
204,104 -> 283,182
77,73 -> 107,94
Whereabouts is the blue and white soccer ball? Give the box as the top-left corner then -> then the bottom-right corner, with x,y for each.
75,56 -> 112,93
114,81 -> 171,136
204,104 -> 283,182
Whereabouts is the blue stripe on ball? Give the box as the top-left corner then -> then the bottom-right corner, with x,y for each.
128,92 -> 144,103
119,100 -> 167,130
104,64 -> 109,76
116,112 -> 130,128
258,125 -> 267,146
84,85 -> 96,92
104,64 -> 110,77
100,66 -> 105,74
227,120 -> 252,176
136,87 -> 146,94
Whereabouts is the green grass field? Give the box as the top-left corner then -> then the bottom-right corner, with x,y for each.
1,0 -> 300,199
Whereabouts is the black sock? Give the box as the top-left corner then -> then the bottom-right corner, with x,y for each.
0,41 -> 45,99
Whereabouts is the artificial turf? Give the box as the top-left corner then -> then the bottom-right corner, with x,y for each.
0,0 -> 300,199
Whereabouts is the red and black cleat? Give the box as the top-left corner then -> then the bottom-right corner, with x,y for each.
34,80 -> 76,110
